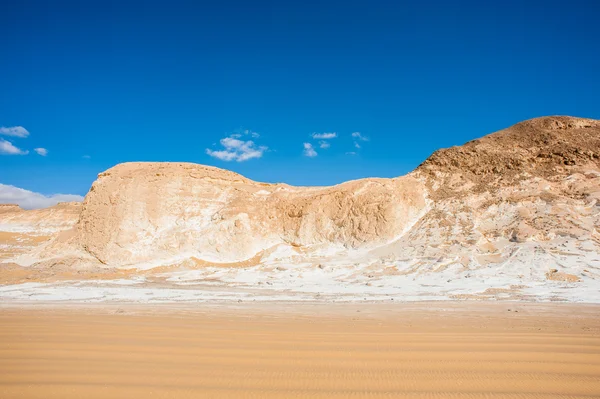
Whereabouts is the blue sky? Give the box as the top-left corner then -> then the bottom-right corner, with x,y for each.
1,0 -> 599,204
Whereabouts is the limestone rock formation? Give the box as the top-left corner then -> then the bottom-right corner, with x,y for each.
0,202 -> 81,234
0,202 -> 81,263
365,116 -> 600,296
418,116 -> 600,198
1,115 -> 600,302
77,163 -> 427,266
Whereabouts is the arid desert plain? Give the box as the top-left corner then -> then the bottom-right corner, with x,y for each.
2,117 -> 600,398
2,302 -> 600,398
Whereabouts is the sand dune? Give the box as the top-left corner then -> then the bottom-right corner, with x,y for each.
1,302 -> 599,398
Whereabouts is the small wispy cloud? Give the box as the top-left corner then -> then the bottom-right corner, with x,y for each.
303,142 -> 317,157
0,126 -> 29,138
311,132 -> 337,140
34,147 -> 48,156
0,139 -> 28,155
351,132 -> 369,149
206,130 -> 267,162
351,132 -> 368,141
0,183 -> 84,210
231,129 -> 260,139
318,141 -> 330,149
346,151 -> 357,156
82,155 -> 91,159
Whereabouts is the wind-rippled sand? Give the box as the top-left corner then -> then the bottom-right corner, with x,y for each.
1,302 -> 599,398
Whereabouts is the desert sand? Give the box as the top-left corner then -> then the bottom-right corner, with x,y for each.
1,302 -> 600,398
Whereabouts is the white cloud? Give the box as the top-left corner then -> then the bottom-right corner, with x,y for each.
0,183 -> 84,210
206,132 -> 267,162
34,147 -> 48,156
303,142 -> 317,157
352,132 -> 369,141
352,131 -> 369,150
0,126 -> 29,138
346,151 -> 357,156
0,139 -> 28,155
205,149 -> 238,161
231,129 -> 259,139
312,132 -> 337,139
319,141 -> 330,149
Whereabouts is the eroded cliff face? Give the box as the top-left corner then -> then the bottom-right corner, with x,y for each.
2,116 -> 600,302
77,163 -> 428,266
417,116 -> 600,198
0,202 -> 82,263
0,202 -> 82,233
373,116 -> 600,287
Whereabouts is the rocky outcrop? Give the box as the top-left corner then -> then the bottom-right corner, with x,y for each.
379,116 -> 600,283
2,116 -> 599,302
0,204 -> 22,213
417,116 -> 600,199
0,202 -> 82,233
0,202 -> 83,265
76,163 -> 427,266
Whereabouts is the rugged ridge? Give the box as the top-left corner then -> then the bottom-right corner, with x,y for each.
1,116 -> 600,302
0,202 -> 81,233
417,116 -> 600,198
77,162 -> 427,266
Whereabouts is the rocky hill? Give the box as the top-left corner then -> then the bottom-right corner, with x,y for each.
418,116 -> 600,198
1,116 -> 599,302
0,202 -> 81,233
0,202 -> 81,264
76,162 -> 427,266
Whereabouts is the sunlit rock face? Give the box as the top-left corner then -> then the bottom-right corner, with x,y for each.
77,162 -> 428,266
2,116 -> 600,302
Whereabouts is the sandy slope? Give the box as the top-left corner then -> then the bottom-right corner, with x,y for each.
1,302 -> 599,398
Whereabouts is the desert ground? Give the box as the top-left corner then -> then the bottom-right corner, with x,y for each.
1,302 -> 599,399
